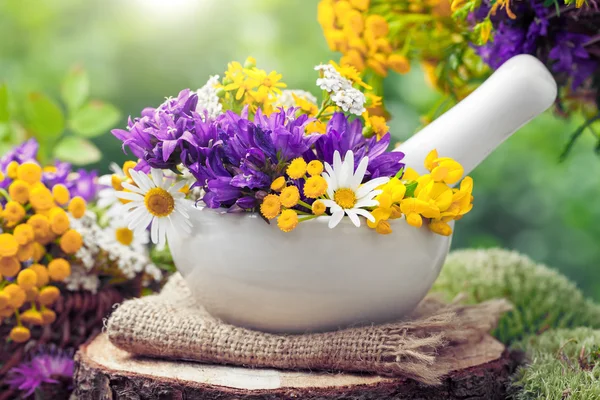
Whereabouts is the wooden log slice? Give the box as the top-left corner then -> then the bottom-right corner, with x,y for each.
74,333 -> 519,400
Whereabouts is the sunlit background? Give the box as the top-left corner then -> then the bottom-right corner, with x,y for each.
1,0 -> 599,298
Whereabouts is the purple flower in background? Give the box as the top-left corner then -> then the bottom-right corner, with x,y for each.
0,138 -> 39,171
42,161 -> 72,188
471,0 -> 599,92
6,347 -> 74,398
67,169 -> 98,202
550,33 -> 596,89
476,23 -> 529,69
314,113 -> 404,180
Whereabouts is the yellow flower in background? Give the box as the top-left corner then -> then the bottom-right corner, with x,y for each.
245,69 -> 287,97
364,115 -> 389,139
388,54 -> 411,75
48,258 -> 71,281
306,120 -> 327,135
331,60 -> 372,90
292,93 -> 319,116
9,180 -> 30,204
16,162 -> 42,184
59,229 -> 83,254
52,184 -> 71,205
0,233 -> 19,258
68,196 -> 87,218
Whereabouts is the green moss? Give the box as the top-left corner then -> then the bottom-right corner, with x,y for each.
433,248 -> 600,344
510,328 -> 600,400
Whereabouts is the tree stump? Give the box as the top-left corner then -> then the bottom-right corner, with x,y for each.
74,333 -> 520,400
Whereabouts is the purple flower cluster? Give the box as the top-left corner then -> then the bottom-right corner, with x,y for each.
113,92 -> 405,211
0,139 -> 98,201
6,346 -> 74,398
473,1 -> 599,93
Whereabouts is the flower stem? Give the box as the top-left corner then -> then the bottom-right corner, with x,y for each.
298,215 -> 319,222
297,200 -> 313,211
315,99 -> 332,119
0,188 -> 10,202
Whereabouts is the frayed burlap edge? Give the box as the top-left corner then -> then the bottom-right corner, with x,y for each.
107,274 -> 511,385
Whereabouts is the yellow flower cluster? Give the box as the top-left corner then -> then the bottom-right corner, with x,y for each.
260,159 -> 329,233
318,0 -> 411,77
217,57 -> 287,115
368,150 -> 473,235
0,161 -> 85,343
318,0 -> 488,122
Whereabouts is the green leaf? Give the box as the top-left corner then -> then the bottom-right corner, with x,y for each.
0,84 -> 9,123
69,101 -> 121,138
61,66 -> 90,113
25,92 -> 65,143
53,136 -> 101,165
0,123 -> 10,140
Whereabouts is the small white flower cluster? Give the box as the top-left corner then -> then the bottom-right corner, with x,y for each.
314,64 -> 366,115
196,75 -> 223,121
64,265 -> 101,293
273,90 -> 318,109
65,212 -> 162,293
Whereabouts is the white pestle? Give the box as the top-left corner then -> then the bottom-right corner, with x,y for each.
395,54 -> 557,176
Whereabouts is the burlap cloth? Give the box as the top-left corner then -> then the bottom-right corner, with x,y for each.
106,273 -> 511,385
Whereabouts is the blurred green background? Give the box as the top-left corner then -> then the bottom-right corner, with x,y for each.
1,0 -> 599,298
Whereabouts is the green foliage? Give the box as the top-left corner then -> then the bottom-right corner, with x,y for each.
61,66 -> 90,113
510,328 -> 600,400
433,248 -> 600,344
0,66 -> 120,166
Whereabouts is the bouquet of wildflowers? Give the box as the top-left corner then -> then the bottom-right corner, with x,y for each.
111,58 -> 474,248
0,140 -> 162,399
451,0 -> 600,158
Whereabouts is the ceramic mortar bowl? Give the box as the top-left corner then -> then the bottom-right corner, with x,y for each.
171,210 -> 452,333
170,55 -> 558,333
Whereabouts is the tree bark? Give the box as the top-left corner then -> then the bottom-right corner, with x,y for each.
74,334 -> 520,400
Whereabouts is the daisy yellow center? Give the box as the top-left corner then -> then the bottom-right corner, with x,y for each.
333,188 -> 357,209
144,187 -> 175,217
115,227 -> 134,246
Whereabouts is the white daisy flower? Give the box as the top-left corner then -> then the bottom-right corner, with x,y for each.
104,220 -> 149,254
97,162 -> 126,218
321,150 -> 390,229
116,168 -> 193,250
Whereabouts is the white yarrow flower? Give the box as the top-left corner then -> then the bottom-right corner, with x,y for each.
196,75 -> 223,120
321,150 -> 390,229
331,88 -> 366,115
314,64 -> 366,116
116,168 -> 193,250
